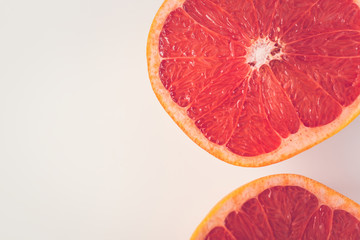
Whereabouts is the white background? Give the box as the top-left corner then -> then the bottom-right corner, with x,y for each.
1,0 -> 360,239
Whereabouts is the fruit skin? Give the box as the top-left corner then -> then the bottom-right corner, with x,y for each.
147,0 -> 360,167
190,174 -> 360,240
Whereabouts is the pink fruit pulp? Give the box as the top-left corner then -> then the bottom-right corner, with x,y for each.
205,186 -> 360,240
158,0 -> 360,157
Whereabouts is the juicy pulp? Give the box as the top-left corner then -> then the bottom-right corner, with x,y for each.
158,0 -> 360,157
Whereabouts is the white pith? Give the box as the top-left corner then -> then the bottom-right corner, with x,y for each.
246,37 -> 282,69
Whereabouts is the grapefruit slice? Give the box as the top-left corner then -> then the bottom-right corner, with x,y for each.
191,174 -> 360,240
147,0 -> 360,166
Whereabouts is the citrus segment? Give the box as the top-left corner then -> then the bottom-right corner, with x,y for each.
282,0 -> 360,43
260,65 -> 300,138
191,174 -> 360,240
257,186 -> 319,239
186,59 -> 250,120
285,55 -> 360,107
193,76 -> 249,145
330,210 -> 360,239
159,9 -> 247,58
284,30 -> 360,57
147,0 -> 360,166
302,205 -> 332,240
270,60 -> 343,127
159,58 -> 236,107
227,198 -> 273,239
208,0 -> 259,39
225,71 -> 281,156
206,227 -> 235,240
253,0 -> 278,37
269,0 -> 319,41
183,0 -> 250,43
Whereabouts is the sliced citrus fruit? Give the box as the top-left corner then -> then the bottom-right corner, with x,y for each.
191,174 -> 360,240
147,0 -> 360,166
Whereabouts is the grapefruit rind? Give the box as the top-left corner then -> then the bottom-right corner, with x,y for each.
147,0 -> 360,167
190,174 -> 360,240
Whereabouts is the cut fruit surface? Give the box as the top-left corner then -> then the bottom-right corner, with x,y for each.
147,0 -> 360,166
191,174 -> 360,240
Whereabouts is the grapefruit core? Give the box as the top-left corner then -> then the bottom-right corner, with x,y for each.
191,174 -> 360,239
147,0 -> 360,167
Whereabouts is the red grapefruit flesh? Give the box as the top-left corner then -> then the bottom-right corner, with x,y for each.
147,0 -> 360,166
191,174 -> 360,240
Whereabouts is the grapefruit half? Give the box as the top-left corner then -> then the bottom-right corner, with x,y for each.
147,0 -> 360,166
191,174 -> 360,239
